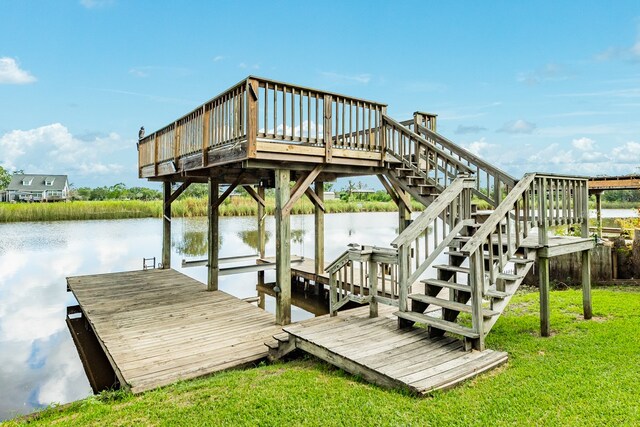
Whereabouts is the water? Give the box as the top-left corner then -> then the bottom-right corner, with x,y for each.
0,212 -> 401,420
589,208 -> 637,219
0,207 -> 631,420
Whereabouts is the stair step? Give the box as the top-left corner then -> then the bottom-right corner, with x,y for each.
434,264 -> 470,274
509,257 -> 535,265
409,294 -> 499,317
496,272 -> 524,281
394,310 -> 480,338
486,289 -> 510,299
421,278 -> 471,293
273,332 -> 290,343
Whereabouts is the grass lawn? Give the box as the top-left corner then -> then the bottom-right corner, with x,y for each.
6,287 -> 639,426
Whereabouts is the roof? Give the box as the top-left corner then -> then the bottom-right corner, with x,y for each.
7,174 -> 68,192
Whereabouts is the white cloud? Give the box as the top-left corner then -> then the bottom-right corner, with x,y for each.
320,71 -> 372,84
454,125 -> 487,135
463,138 -> 494,157
0,124 -> 131,178
129,68 -> 148,78
497,119 -> 536,134
0,57 -> 36,84
572,137 -> 595,151
213,55 -> 225,62
517,63 -> 571,86
611,141 -> 640,162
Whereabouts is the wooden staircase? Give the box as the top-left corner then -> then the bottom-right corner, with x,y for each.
327,118 -> 592,352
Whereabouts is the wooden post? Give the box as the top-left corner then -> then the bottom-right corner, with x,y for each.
595,191 -> 602,237
398,190 -> 410,233
275,169 -> 291,325
539,256 -> 550,337
162,181 -> 171,269
470,250 -> 485,350
581,250 -> 592,319
246,78 -> 258,158
257,184 -> 266,286
397,245 -> 410,328
314,181 -> 324,275
369,260 -> 378,318
207,179 -> 219,291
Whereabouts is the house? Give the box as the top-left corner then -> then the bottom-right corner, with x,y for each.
3,174 -> 69,202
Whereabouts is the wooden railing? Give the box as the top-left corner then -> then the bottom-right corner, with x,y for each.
399,113 -> 516,207
458,173 -> 590,344
383,114 -> 473,189
138,77 -> 388,176
390,177 -> 475,315
327,245 -> 399,316
255,79 -> 385,152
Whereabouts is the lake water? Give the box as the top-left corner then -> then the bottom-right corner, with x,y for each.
0,212 -> 403,421
0,208 -> 635,420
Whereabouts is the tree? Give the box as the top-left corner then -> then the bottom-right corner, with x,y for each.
0,166 -> 10,190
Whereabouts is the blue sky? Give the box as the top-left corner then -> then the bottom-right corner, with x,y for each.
1,0 -> 640,188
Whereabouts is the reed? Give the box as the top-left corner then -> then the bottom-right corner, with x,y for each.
0,197 -> 425,222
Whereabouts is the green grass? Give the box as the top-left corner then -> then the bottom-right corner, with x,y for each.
7,287 -> 639,426
0,198 -> 427,222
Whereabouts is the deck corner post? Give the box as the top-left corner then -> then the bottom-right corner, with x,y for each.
594,191 -> 603,237
582,249 -> 592,320
539,255 -> 551,337
314,180 -> 325,275
275,169 -> 292,325
162,181 -> 172,269
470,250 -> 485,351
246,78 -> 259,158
207,179 -> 220,291
323,95 -> 333,162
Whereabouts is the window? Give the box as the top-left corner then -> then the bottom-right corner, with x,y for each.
22,178 -> 33,186
45,177 -> 55,186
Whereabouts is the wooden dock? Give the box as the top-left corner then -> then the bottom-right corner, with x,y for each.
273,306 -> 508,395
67,269 -> 281,393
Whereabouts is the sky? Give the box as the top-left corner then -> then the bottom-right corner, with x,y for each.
1,0 -> 640,189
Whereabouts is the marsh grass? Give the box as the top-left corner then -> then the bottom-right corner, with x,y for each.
0,198 -> 426,222
7,287 -> 639,426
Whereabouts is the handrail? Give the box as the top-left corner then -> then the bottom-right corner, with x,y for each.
391,176 -> 475,248
383,114 -> 473,173
414,124 -> 516,207
460,174 -> 536,255
417,125 -> 516,187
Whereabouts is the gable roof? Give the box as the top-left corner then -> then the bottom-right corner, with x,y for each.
7,174 -> 68,192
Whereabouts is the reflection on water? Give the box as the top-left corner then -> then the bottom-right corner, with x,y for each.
0,212 -> 403,420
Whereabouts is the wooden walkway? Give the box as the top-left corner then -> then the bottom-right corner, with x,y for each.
67,269 -> 281,393
278,306 -> 508,394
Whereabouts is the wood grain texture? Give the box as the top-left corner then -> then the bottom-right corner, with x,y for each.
67,269 -> 281,394
281,306 -> 507,395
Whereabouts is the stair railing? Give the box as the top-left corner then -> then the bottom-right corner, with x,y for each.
391,176 -> 476,316
382,114 -> 473,190
327,245 -> 399,316
409,121 -> 516,208
459,173 -> 590,348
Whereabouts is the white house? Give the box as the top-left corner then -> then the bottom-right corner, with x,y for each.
3,174 -> 69,202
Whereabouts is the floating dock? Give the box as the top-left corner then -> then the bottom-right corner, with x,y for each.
67,269 -> 281,393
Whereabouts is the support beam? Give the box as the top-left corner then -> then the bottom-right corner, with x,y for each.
243,184 -> 266,207
377,174 -> 400,206
369,260 -> 378,318
305,187 -> 325,212
257,185 -> 266,287
282,165 -> 324,215
207,179 -> 219,291
162,181 -> 171,269
382,171 -> 413,213
582,250 -> 592,319
275,169 -> 291,325
211,173 -> 245,210
167,179 -> 193,204
314,181 -> 325,275
539,256 -> 550,337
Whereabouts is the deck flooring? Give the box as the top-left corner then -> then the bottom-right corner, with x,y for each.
67,269 -> 281,393
282,306 -> 508,394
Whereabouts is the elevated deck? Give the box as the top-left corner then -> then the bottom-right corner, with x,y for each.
67,269 -> 281,393
271,306 -> 507,394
